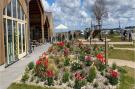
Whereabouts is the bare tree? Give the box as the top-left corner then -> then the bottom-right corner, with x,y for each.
92,0 -> 108,40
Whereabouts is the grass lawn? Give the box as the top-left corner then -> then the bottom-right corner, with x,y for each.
108,49 -> 134,61
118,66 -> 135,89
8,83 -> 58,89
114,44 -> 134,48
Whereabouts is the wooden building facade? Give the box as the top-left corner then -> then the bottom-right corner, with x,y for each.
0,0 -> 53,66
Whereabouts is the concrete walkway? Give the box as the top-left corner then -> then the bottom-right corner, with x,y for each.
114,47 -> 135,51
0,43 -> 51,89
108,59 -> 135,68
82,41 -> 134,45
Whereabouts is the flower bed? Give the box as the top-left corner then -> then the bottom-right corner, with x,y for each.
20,41 -> 120,89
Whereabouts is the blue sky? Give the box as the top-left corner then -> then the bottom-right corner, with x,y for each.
42,0 -> 135,30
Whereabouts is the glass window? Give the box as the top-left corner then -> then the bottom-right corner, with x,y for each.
22,11 -> 25,20
12,0 -> 17,18
19,24 -> 22,54
17,1 -> 21,19
7,2 -> 11,16
22,24 -> 25,52
7,19 -> 13,62
20,8 -> 22,20
3,7 -> 6,15
3,18 -> 7,60
13,21 -> 18,58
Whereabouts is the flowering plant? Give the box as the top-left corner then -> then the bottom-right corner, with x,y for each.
46,70 -> 54,86
109,69 -> 118,78
74,72 -> 85,89
64,48 -> 69,57
57,41 -> 64,47
107,69 -> 119,85
84,55 -> 92,66
71,62 -> 82,71
96,53 -> 106,64
35,55 -> 48,78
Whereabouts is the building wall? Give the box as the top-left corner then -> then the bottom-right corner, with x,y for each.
0,0 -> 29,65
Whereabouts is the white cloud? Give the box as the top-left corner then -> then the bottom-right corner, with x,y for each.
42,0 -> 135,29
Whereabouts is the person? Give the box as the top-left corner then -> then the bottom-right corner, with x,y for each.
74,32 -> 76,40
123,30 -> 127,40
129,31 -> 132,41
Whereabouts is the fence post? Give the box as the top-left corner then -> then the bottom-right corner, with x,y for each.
105,36 -> 108,65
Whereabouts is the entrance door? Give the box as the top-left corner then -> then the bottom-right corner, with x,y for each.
7,19 -> 15,64
18,23 -> 26,59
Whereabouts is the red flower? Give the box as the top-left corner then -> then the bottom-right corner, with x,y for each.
57,42 -> 64,47
96,53 -> 106,64
75,72 -> 84,80
36,60 -> 41,65
109,70 -> 118,78
46,70 -> 54,78
44,58 -> 48,68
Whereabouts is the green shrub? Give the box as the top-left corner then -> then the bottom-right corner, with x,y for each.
79,54 -> 85,61
47,77 -> 53,86
28,61 -> 35,70
108,76 -> 118,85
64,57 -> 70,66
87,66 -> 96,83
117,66 -> 127,73
95,60 -> 106,71
62,72 -> 70,83
74,79 -> 85,89
112,63 -> 117,70
21,73 -> 29,83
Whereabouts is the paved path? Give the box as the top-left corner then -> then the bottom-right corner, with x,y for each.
0,43 -> 51,89
81,41 -> 134,45
108,59 -> 135,68
114,47 -> 135,51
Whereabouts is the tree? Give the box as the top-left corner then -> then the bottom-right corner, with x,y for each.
92,0 -> 108,40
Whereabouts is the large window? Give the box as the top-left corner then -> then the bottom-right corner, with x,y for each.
3,0 -> 27,64
7,2 -> 11,16
12,0 -> 17,18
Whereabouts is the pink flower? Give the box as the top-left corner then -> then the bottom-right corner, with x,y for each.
75,72 -> 84,80
85,55 -> 92,61
64,48 -> 69,56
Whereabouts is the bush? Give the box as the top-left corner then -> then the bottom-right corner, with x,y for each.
108,76 -> 118,85
28,61 -> 35,70
74,79 -> 86,89
117,66 -> 127,73
62,72 -> 70,83
71,62 -> 82,71
64,57 -> 70,66
112,63 -> 117,70
47,77 -> 53,86
21,73 -> 29,83
95,60 -> 106,71
87,66 -> 96,83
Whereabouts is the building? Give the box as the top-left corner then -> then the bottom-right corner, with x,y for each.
0,0 -> 29,66
45,12 -> 54,42
0,0 -> 53,66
